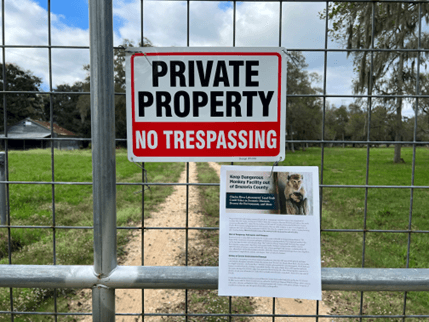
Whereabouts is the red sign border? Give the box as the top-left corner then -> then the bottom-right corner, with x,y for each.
130,51 -> 283,159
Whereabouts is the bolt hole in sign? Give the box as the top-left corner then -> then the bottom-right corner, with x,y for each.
126,47 -> 286,162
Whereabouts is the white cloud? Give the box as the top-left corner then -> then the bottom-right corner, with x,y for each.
1,0 -> 89,89
282,2 -> 326,49
114,0 -> 188,47
112,0 -> 360,107
235,2 -> 280,47
188,2 -> 233,46
1,0 -> 357,100
114,1 -> 327,48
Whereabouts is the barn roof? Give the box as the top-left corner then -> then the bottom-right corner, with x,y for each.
0,118 -> 76,139
30,119 -> 76,136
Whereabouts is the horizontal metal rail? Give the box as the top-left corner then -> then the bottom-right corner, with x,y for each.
2,225 -> 429,234
0,311 -> 428,319
0,225 -> 220,230
0,266 -> 428,291
287,140 -> 429,144
2,45 -> 429,53
0,181 -> 219,186
1,90 -> 429,100
3,137 -> 429,145
1,181 -> 428,190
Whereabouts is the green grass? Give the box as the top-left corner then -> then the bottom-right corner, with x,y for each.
318,147 -> 429,320
194,162 -> 221,266
1,147 -> 429,320
224,146 -> 429,319
0,148 -> 184,321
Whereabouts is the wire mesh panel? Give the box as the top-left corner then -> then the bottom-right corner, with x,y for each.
0,0 -> 429,321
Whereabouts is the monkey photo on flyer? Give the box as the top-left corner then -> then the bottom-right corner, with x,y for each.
276,172 -> 312,216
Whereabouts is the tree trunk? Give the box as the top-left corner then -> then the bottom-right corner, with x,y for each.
393,49 -> 404,163
393,98 -> 403,163
290,124 -> 295,153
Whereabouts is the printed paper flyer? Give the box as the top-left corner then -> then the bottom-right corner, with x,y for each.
218,166 -> 321,300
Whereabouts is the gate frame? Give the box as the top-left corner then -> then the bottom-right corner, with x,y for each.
0,0 -> 429,321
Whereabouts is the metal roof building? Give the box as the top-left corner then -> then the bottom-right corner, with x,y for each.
0,118 -> 81,150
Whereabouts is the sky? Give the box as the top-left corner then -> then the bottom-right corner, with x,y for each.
0,0 -> 423,116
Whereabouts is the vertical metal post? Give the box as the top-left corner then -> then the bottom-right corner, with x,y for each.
0,152 -> 5,226
89,1 -> 116,321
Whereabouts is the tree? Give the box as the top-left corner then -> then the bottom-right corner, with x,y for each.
74,38 -> 153,145
333,105 -> 349,144
0,63 -> 45,132
49,82 -> 91,145
346,103 -> 367,145
324,104 -> 338,143
286,51 -> 323,151
370,105 -> 390,142
325,104 -> 349,146
322,3 -> 429,162
414,72 -> 429,141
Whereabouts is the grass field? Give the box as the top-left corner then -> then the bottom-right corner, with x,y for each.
0,149 -> 184,321
228,146 -> 429,319
0,146 -> 428,321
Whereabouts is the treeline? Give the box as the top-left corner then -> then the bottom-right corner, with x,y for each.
324,102 -> 429,145
0,41 -> 428,152
286,99 -> 429,152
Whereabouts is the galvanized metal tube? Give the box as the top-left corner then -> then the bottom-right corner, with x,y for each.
89,0 -> 116,320
92,287 -> 115,321
105,266 -> 219,289
0,265 -> 97,288
2,311 -> 429,319
1,44 -> 428,53
0,152 -> 5,225
1,266 -> 429,292
89,0 -> 116,278
2,89 -> 429,99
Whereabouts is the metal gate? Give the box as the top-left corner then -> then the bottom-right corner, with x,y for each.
1,0 -> 429,321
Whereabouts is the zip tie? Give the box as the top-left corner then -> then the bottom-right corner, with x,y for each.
269,157 -> 282,178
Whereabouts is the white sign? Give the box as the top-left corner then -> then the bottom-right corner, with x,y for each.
218,166 -> 321,300
126,47 -> 286,162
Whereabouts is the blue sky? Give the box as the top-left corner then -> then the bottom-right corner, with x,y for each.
36,0 -> 89,29
218,1 -> 234,11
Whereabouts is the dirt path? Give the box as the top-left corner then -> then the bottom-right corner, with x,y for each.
80,162 -> 203,322
207,162 -> 332,322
